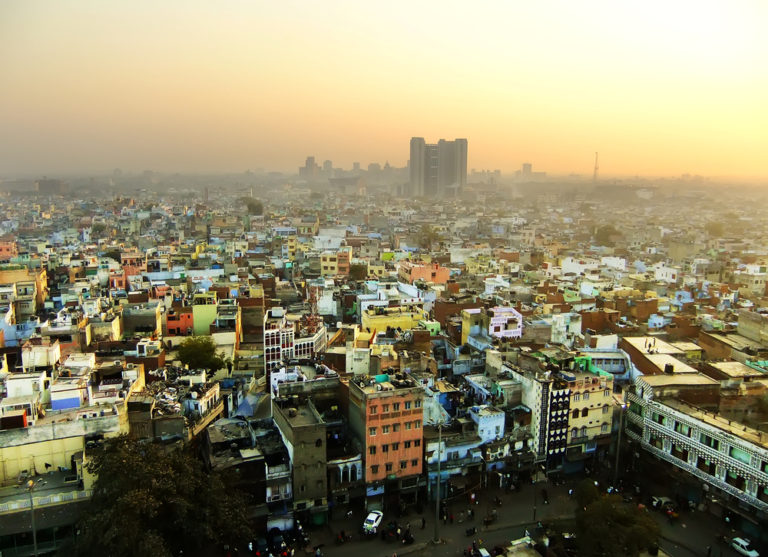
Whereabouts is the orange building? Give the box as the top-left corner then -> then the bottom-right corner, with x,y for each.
397,261 -> 450,284
165,307 -> 194,336
348,373 -> 424,510
0,241 -> 18,261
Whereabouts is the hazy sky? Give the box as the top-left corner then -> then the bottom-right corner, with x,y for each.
1,0 -> 767,179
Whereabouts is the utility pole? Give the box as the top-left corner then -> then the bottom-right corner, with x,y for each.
614,403 -> 627,486
28,480 -> 38,556
434,424 -> 442,544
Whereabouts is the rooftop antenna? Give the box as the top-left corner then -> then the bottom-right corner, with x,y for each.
593,152 -> 599,183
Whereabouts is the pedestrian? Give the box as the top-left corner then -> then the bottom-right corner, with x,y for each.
406,522 -> 410,531
706,545 -> 711,557
458,511 -> 464,523
443,513 -> 447,525
421,517 -> 426,530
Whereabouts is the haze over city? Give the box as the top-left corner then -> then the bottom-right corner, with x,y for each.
2,0 -> 767,180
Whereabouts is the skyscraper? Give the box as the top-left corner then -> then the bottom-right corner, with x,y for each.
409,137 -> 467,197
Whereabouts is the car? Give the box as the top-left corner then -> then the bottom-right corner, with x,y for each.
251,537 -> 269,556
731,537 -> 760,557
650,496 -> 674,509
267,528 -> 288,557
362,510 -> 383,534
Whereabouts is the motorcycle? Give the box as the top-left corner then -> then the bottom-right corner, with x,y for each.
335,531 -> 352,545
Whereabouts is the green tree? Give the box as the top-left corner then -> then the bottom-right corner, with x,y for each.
574,478 -> 600,508
704,221 -> 724,237
418,224 -> 440,249
74,436 -> 252,557
239,197 -> 263,215
594,224 -> 620,246
348,263 -> 368,281
176,336 -> 225,372
575,494 -> 660,557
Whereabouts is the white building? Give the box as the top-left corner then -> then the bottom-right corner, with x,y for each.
468,405 -> 505,443
626,375 -> 768,517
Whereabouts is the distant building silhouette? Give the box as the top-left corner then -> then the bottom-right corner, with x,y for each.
36,178 -> 68,195
409,137 -> 467,197
299,156 -> 320,179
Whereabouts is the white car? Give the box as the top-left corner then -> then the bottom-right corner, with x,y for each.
363,510 -> 383,534
731,537 -> 760,557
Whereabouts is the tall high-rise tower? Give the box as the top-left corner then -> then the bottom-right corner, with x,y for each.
409,137 -> 467,197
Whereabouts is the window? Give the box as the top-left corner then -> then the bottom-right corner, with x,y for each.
601,424 -> 609,433
580,426 -> 587,437
405,422 -> 412,430
371,465 -> 379,474
382,404 -> 390,413
392,442 -> 399,450
572,428 -> 579,439
369,427 -> 377,436
382,425 -> 390,434
414,439 -> 421,447
583,392 -> 590,401
411,459 -> 418,467
404,441 -> 411,448
581,408 -> 589,418
316,439 -> 322,447
385,463 -> 393,472
393,402 -> 401,411
573,393 -> 580,402
400,461 -> 408,470
382,444 -> 389,453
604,389 -> 610,397
393,424 -> 400,432
414,421 -> 421,429
572,409 -> 579,418
415,400 -> 422,408
602,405 -> 609,414
405,401 -> 412,409
370,406 -> 377,415
369,446 -> 376,455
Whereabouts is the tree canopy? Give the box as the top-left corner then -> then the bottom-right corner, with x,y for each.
575,493 -> 660,557
348,263 -> 368,281
75,436 -> 252,557
176,336 -> 225,372
594,224 -> 620,247
704,221 -> 725,237
239,197 -> 263,215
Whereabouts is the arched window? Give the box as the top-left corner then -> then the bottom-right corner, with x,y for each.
316,439 -> 322,447
582,408 -> 589,418
572,428 -> 579,439
351,466 -> 358,482
572,409 -> 579,419
580,426 -> 587,437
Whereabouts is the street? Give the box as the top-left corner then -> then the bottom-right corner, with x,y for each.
297,478 -> 747,557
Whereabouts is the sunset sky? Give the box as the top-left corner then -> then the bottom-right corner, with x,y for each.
1,0 -> 766,179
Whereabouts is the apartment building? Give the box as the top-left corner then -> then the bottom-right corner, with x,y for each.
347,373 -> 424,511
625,373 -> 768,526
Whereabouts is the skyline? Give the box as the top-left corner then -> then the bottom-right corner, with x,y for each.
1,1 -> 767,180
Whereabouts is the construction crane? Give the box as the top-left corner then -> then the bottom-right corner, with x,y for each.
593,152 -> 599,183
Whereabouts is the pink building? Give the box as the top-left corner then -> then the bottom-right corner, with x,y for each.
397,261 -> 450,284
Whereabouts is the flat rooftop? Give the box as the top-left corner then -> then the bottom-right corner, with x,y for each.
641,372 -> 719,387
708,360 -> 764,379
623,336 -> 683,356
284,404 -> 320,427
645,354 -> 697,374
662,398 -> 768,450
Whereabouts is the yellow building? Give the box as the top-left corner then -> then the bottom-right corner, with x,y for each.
566,356 -> 615,461
361,306 -> 428,334
192,291 -> 218,336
